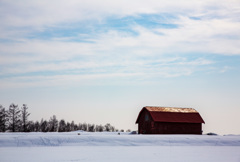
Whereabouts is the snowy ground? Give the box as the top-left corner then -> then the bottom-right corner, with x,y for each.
0,131 -> 240,162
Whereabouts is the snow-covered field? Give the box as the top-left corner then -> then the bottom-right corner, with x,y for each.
0,131 -> 240,162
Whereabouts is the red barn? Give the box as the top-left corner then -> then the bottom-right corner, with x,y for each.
136,106 -> 205,134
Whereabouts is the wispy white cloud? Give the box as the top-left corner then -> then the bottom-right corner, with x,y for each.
219,66 -> 231,73
0,55 -> 214,89
1,0 -> 239,37
0,0 -> 239,88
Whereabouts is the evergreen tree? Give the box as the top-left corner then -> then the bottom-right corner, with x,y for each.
73,123 -> 79,131
78,123 -> 83,130
88,124 -> 95,132
96,124 -> 104,132
95,125 -> 99,132
58,119 -> 66,132
70,121 -> 75,131
8,103 -> 21,132
111,126 -> 115,132
34,121 -> 40,132
49,115 -> 58,132
2,103 -> 121,133
82,123 -> 88,131
27,121 -> 35,132
66,122 -> 71,132
0,105 -> 7,132
21,104 -> 30,132
99,125 -> 104,132
40,119 -> 49,132
105,123 -> 111,132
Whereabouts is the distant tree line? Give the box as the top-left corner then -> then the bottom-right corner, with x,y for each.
0,103 -> 126,133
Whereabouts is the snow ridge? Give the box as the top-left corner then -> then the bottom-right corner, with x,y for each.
1,132 -> 240,147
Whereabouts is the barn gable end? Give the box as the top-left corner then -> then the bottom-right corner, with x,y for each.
136,106 -> 205,134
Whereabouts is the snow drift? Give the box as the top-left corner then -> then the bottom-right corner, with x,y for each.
1,131 -> 240,147
1,132 -> 240,162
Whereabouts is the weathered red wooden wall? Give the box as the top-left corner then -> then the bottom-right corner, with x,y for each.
138,109 -> 202,135
152,122 -> 202,134
137,109 -> 153,134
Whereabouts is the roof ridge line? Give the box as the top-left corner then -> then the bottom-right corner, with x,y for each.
144,106 -> 198,113
145,106 -> 194,109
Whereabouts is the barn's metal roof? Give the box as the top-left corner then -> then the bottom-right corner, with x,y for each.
136,106 -> 205,124
145,106 -> 198,113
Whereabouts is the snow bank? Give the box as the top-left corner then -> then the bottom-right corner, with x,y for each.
1,131 -> 240,147
1,132 -> 240,162
1,146 -> 240,162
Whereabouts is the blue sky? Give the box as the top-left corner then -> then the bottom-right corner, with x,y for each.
0,0 -> 240,134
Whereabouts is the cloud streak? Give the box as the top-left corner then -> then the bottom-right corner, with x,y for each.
0,0 -> 239,88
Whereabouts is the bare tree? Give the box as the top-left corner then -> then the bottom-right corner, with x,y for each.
2,103 -> 121,133
8,103 -> 21,132
21,104 -> 30,132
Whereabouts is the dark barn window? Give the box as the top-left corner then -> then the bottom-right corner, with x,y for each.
145,114 -> 149,121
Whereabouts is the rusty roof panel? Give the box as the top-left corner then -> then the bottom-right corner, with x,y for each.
145,106 -> 198,113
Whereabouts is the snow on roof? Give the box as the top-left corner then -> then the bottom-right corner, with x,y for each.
145,106 -> 198,113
